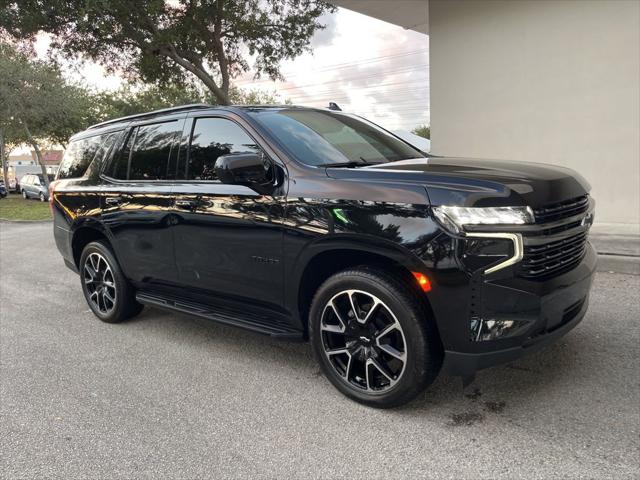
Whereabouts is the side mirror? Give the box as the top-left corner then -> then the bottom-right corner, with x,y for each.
214,153 -> 274,189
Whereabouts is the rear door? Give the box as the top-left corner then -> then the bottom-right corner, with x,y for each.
101,116 -> 185,288
20,175 -> 31,195
24,175 -> 36,197
171,114 -> 288,310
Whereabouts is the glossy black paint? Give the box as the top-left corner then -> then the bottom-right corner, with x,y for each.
52,105 -> 596,376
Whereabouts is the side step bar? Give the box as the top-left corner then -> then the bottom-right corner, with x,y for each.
136,292 -> 303,341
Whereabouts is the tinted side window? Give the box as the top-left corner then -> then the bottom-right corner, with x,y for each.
111,128 -> 135,180
84,132 -> 120,180
129,122 -> 181,181
58,134 -> 105,179
187,118 -> 261,181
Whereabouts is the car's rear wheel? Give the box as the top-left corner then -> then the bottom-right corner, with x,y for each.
309,267 -> 442,408
39,192 -> 45,202
79,241 -> 143,323
21,190 -> 27,199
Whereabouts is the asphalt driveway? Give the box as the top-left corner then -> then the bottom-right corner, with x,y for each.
1,222 -> 639,479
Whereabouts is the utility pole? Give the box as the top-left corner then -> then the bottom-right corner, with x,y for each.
0,128 -> 7,186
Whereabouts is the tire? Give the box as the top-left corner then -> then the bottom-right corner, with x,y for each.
39,192 -> 45,202
79,240 -> 143,323
21,190 -> 27,199
309,266 -> 442,408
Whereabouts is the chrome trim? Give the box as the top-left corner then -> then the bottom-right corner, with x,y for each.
465,232 -> 524,274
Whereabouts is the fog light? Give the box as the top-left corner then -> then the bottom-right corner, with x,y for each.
470,316 -> 530,341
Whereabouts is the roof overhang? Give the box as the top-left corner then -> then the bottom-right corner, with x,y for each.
330,0 -> 429,34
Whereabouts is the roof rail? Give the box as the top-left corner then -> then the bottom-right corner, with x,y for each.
87,103 -> 213,130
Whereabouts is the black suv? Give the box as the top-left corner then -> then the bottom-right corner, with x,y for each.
52,104 -> 596,408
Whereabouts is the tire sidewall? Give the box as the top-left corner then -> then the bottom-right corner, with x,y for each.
79,241 -> 132,323
309,269 -> 435,408
22,190 -> 27,199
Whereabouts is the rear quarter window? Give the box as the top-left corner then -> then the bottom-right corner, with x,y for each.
57,132 -> 120,180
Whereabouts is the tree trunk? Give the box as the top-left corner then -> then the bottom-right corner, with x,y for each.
22,122 -> 50,189
0,129 -> 8,188
162,47 -> 230,105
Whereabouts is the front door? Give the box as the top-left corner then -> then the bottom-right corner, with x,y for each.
171,115 -> 287,311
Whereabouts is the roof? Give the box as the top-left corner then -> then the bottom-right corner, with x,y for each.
330,0 -> 429,34
86,103 -> 330,131
87,103 -> 213,130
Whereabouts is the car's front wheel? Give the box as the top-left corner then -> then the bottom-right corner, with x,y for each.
39,192 -> 45,202
79,241 -> 143,323
309,267 -> 442,408
21,190 -> 27,199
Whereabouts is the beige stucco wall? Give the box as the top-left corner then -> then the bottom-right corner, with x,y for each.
429,0 -> 640,230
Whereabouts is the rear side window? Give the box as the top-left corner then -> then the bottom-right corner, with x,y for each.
110,121 -> 181,181
187,118 -> 261,181
58,134 -> 107,179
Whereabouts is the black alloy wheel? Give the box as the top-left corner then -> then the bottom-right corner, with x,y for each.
310,267 -> 442,408
79,241 -> 143,323
83,252 -> 117,316
320,289 -> 407,392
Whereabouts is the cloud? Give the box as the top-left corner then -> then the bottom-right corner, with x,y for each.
253,8 -> 430,130
310,12 -> 339,49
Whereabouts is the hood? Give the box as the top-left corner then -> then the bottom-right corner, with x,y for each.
325,157 -> 591,208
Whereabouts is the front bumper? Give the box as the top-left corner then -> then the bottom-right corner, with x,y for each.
440,242 -> 597,377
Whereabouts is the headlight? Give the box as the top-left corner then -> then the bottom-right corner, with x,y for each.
433,205 -> 534,233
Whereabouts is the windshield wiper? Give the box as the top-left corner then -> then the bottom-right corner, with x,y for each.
325,158 -> 385,168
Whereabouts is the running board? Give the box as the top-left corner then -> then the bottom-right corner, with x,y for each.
135,292 -> 303,341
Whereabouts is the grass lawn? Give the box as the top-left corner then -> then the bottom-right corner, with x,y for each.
0,195 -> 52,221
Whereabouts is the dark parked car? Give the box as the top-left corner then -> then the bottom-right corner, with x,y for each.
52,104 -> 596,408
20,173 -> 55,201
0,181 -> 7,198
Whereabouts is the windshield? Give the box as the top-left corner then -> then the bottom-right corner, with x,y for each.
248,109 -> 425,166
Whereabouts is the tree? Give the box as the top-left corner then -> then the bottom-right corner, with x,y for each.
1,0 -> 335,105
412,125 -> 430,139
0,42 -> 93,187
91,82 -> 286,123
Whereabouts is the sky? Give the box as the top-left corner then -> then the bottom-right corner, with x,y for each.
34,7 -> 429,132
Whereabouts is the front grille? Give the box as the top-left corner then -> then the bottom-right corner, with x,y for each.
517,195 -> 591,279
519,231 -> 588,279
532,195 -> 589,224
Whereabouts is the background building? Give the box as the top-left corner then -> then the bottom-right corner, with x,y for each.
333,0 -> 640,232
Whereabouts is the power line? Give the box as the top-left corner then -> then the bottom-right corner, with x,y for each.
250,80 -> 429,99
235,48 -> 428,85
278,49 -> 428,76
288,90 -> 430,103
238,64 -> 429,92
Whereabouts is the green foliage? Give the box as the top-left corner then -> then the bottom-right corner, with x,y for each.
1,0 -> 335,104
0,41 -> 95,185
0,196 -> 52,221
90,82 -> 287,124
412,125 -> 430,139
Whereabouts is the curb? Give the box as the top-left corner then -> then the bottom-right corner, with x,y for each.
597,254 -> 640,275
0,219 -> 53,224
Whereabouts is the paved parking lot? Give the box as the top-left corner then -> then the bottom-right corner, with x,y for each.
1,222 -> 639,479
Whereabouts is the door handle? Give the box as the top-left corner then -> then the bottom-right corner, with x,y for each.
105,196 -> 122,206
175,199 -> 197,209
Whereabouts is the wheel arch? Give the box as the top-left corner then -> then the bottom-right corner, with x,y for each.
71,223 -> 113,268
291,237 -> 437,338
